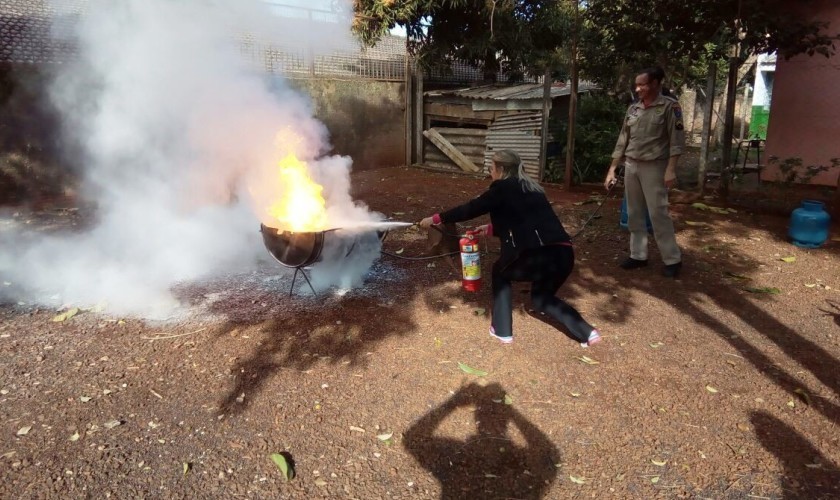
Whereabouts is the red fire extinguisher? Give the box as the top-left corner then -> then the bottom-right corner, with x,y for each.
459,230 -> 482,292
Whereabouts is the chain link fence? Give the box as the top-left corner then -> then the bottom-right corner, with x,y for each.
240,32 -> 409,82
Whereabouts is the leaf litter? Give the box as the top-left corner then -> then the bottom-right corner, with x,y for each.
575,355 -> 600,365
270,453 -> 295,480
457,362 -> 488,376
51,307 -> 80,322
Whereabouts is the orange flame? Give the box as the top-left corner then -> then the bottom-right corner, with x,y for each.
254,153 -> 328,232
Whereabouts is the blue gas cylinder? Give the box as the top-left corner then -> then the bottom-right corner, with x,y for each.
620,197 -> 653,232
788,200 -> 830,248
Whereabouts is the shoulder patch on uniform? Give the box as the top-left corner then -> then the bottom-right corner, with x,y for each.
672,105 -> 683,119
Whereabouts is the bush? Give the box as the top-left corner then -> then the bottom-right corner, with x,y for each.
545,93 -> 626,184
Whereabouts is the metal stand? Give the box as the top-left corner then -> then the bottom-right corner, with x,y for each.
289,267 -> 317,297
730,138 -> 765,184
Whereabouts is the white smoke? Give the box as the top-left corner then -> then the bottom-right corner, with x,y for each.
0,0 -> 384,317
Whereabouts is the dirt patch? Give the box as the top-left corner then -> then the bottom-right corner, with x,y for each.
2,166 -> 840,499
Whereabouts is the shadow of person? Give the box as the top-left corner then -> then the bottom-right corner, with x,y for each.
404,382 -> 560,499
750,410 -> 840,499
818,299 -> 840,328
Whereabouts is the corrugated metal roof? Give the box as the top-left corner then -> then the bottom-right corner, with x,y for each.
425,81 -> 599,101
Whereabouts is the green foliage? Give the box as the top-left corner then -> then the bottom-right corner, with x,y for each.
762,156 -> 840,213
579,0 -> 840,92
354,1 -> 838,88
353,1 -> 575,79
768,156 -> 835,186
544,93 -> 626,184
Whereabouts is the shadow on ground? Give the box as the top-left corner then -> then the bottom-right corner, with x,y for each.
198,256 -> 470,416
562,200 -> 840,423
751,410 -> 840,499
403,382 -> 560,500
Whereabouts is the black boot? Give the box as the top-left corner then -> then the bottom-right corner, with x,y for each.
619,257 -> 648,270
662,261 -> 682,278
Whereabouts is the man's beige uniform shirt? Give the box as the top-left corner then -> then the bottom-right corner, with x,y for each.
611,95 -> 685,162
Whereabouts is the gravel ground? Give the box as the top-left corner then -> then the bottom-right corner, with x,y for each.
2,166 -> 839,499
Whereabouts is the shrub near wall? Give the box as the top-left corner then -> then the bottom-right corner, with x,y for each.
546,93 -> 626,185
287,78 -> 406,170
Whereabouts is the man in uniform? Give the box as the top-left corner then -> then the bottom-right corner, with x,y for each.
604,67 -> 684,278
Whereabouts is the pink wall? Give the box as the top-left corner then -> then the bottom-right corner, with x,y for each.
763,0 -> 840,187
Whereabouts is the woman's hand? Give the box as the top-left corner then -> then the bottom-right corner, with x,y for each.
473,224 -> 490,236
419,216 -> 435,229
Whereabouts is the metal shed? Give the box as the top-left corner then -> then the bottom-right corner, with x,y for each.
420,82 -> 597,180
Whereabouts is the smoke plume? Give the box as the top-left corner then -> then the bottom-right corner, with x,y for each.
0,0 -> 384,317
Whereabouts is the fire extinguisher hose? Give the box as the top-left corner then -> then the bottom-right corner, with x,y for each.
379,224 -> 477,261
570,172 -> 622,239
382,164 -> 624,260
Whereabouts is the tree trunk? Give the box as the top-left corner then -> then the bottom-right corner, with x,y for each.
565,0 -> 580,189
539,67 -> 552,182
404,45 -> 413,167
565,69 -> 578,189
483,49 -> 498,82
413,65 -> 424,166
697,65 -> 717,192
720,45 -> 740,199
738,83 -> 751,140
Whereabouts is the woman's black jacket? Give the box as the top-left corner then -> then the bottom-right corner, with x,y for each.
439,177 -> 571,266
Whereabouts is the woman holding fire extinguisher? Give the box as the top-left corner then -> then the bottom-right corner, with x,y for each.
419,149 -> 601,347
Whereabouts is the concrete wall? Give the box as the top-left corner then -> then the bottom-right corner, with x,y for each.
0,68 -> 408,205
764,0 -> 840,187
289,78 -> 406,170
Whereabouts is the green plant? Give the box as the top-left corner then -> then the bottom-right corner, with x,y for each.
765,155 -> 837,205
769,155 -> 835,185
545,93 -> 626,184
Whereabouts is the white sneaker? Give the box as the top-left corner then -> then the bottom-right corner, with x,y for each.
580,330 -> 602,348
489,326 -> 513,344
